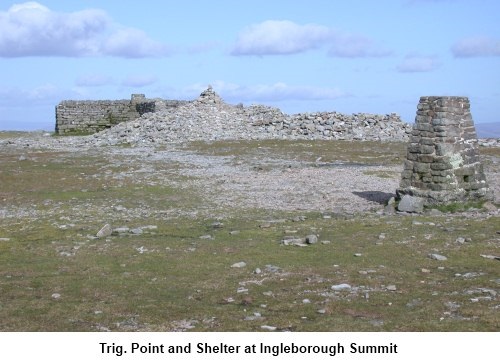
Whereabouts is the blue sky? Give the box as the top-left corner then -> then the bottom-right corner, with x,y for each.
0,0 -> 499,131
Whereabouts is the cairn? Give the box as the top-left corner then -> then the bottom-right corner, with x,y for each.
396,96 -> 493,212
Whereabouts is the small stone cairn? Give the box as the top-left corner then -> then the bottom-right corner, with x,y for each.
396,96 -> 493,211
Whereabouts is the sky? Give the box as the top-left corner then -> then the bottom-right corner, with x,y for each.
0,0 -> 499,132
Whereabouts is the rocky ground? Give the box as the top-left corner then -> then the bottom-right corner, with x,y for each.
0,92 -> 498,331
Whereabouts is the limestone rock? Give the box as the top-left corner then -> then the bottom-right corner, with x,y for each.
231,261 -> 247,268
397,195 -> 424,213
331,283 -> 352,291
305,234 -> 318,244
428,253 -> 447,261
96,223 -> 112,238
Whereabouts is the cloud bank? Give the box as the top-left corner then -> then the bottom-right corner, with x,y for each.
397,54 -> 440,72
451,36 -> 500,57
231,20 -> 391,57
0,2 -> 169,58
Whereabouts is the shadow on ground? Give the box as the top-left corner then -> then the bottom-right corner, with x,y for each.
352,191 -> 394,205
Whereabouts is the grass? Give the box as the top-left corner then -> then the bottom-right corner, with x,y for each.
184,139 -> 407,166
428,201 -> 487,213
0,138 -> 498,331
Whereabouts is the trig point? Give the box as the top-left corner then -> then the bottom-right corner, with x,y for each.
396,96 -> 493,211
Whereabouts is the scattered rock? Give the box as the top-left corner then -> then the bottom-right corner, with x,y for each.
265,265 -> 281,273
112,227 -> 130,234
261,325 -> 277,331
444,301 -> 460,310
231,261 -> 247,268
18,155 -> 27,161
480,254 -> 500,261
331,283 -> 352,291
220,297 -> 235,304
245,313 -> 263,321
305,234 -> 318,244
130,228 -> 143,235
135,246 -> 148,254
386,285 -> 397,291
211,221 -> 224,229
428,253 -> 447,261
428,208 -> 443,216
483,202 -> 497,212
281,237 -> 307,246
96,224 -> 112,238
254,268 -> 262,274
354,253 -> 363,257
51,293 -> 61,300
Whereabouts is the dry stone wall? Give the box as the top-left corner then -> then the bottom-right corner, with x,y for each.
397,96 -> 493,208
55,94 -> 187,134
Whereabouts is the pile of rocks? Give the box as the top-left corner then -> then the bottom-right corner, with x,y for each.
90,87 -> 412,145
254,110 -> 410,141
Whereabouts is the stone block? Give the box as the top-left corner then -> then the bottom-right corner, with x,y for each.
430,162 -> 451,171
408,144 -> 420,153
420,137 -> 435,145
417,154 -> 434,163
413,162 -> 430,173
416,123 -> 433,132
397,195 -> 424,213
420,145 -> 435,154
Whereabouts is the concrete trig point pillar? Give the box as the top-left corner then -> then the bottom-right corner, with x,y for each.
396,96 -> 493,212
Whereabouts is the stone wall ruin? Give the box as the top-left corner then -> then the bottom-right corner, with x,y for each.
397,96 -> 493,210
55,88 -> 412,141
55,94 -> 186,134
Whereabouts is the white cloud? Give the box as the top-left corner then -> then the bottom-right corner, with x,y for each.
0,83 -> 70,106
103,28 -> 168,58
0,2 -> 169,57
451,36 -> 500,57
328,34 -> 392,58
173,81 -> 349,103
231,20 -> 333,55
121,75 -> 158,88
75,74 -> 114,87
397,54 -> 440,72
231,20 -> 390,58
